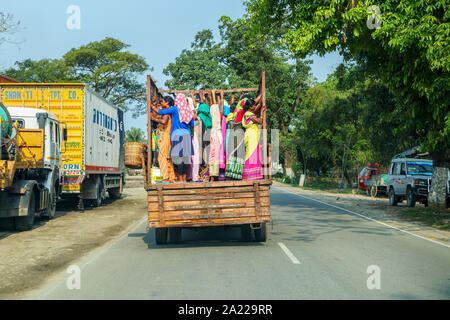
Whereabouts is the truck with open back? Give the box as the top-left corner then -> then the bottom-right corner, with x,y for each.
0,83 -> 125,210
143,71 -> 272,244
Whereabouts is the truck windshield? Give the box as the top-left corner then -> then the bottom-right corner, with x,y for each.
359,168 -> 368,177
406,162 -> 433,175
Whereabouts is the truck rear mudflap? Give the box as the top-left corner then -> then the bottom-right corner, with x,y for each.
0,180 -> 48,217
147,180 -> 271,229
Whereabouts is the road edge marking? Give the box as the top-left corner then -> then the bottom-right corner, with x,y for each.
278,242 -> 301,264
275,186 -> 450,249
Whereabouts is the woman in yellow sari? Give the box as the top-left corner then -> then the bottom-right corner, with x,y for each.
242,103 -> 264,180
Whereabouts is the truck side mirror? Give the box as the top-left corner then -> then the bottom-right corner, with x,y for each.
36,112 -> 48,129
63,128 -> 68,141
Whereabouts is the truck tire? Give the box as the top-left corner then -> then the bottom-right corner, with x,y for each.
92,179 -> 103,207
155,227 -> 168,245
108,187 -> 122,200
43,182 -> 58,219
169,227 -> 182,244
241,224 -> 253,242
254,223 -> 267,242
406,187 -> 416,207
389,188 -> 398,206
370,185 -> 378,198
15,192 -> 36,231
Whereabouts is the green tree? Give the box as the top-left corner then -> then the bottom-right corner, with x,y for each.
63,37 -> 149,112
246,0 -> 450,207
163,30 -> 228,90
125,127 -> 146,143
294,62 -> 411,185
4,59 -> 71,82
163,17 -> 313,176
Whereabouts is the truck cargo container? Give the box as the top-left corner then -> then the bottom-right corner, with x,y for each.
0,83 -> 125,208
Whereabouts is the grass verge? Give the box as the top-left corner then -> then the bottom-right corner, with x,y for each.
401,207 -> 450,230
273,177 -> 365,195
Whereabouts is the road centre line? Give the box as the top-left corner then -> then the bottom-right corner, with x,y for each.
274,187 -> 450,249
278,242 -> 301,264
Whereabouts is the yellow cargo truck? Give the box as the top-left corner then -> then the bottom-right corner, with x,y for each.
0,83 -> 125,209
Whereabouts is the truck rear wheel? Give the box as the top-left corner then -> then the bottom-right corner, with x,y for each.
155,227 -> 168,245
254,223 -> 267,242
108,187 -> 122,200
15,192 -> 36,231
241,224 -> 253,242
92,179 -> 103,207
406,187 -> 416,207
389,188 -> 398,206
169,227 -> 182,244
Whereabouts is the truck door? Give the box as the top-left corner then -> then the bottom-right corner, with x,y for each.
48,120 -> 61,167
398,162 -> 407,195
390,162 -> 400,194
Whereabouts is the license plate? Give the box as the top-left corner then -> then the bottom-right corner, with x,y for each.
62,184 -> 80,191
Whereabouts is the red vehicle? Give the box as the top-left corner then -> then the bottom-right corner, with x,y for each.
359,163 -> 380,191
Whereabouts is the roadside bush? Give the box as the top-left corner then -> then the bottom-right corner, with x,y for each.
283,176 -> 292,184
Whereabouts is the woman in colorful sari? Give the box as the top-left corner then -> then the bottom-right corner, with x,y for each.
157,93 -> 194,183
219,102 -> 231,180
187,92 -> 200,182
225,96 -> 253,180
151,96 -> 175,183
241,102 -> 264,180
197,102 -> 212,175
208,104 -> 222,181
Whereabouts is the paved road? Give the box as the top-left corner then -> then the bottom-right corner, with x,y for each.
31,186 -> 450,299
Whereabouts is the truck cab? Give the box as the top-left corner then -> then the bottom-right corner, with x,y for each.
8,107 -> 63,171
0,106 -> 64,230
359,163 -> 380,193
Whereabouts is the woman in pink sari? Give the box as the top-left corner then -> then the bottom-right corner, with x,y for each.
208,104 -> 222,181
187,93 -> 200,182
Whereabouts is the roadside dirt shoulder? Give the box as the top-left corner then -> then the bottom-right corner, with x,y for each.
0,180 -> 147,299
273,181 -> 450,245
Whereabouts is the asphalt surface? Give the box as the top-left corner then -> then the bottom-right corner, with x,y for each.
30,186 -> 450,299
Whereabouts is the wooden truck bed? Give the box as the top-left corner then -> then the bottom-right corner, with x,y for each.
147,179 -> 271,229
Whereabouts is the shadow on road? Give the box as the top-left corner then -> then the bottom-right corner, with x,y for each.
129,226 -> 265,249
0,194 -> 124,236
267,188 -> 395,243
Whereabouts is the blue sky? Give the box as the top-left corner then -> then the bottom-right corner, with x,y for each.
1,0 -> 342,133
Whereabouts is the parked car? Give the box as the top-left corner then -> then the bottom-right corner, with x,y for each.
359,163 -> 380,193
387,158 -> 433,207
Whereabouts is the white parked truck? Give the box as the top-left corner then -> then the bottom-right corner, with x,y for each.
0,103 -> 63,230
0,83 -> 125,209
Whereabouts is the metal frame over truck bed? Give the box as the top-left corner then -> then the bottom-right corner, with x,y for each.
143,71 -> 272,244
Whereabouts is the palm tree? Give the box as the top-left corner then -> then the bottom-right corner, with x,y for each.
125,127 -> 146,143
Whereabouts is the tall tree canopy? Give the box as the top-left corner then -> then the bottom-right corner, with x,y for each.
162,17 -> 313,175
295,62 -> 411,182
245,0 -> 450,206
3,37 -> 150,112
163,29 -> 227,90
